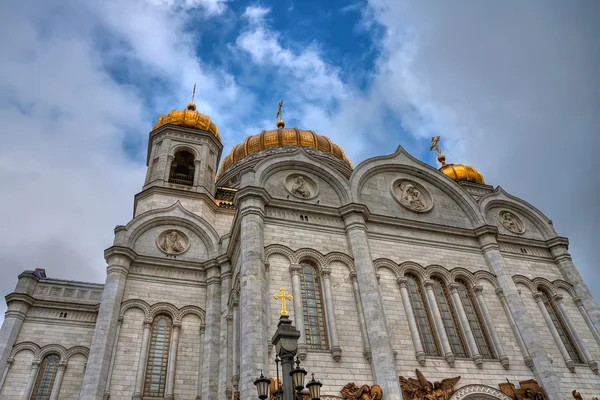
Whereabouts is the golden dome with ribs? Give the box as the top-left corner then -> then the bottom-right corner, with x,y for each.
218,127 -> 352,175
153,103 -> 221,141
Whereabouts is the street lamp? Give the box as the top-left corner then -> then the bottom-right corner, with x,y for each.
290,358 -> 307,392
306,374 -> 323,400
254,370 -> 271,400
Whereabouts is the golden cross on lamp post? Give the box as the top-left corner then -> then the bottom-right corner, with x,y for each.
273,287 -> 293,316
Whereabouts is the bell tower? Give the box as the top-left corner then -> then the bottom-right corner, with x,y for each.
135,89 -> 223,216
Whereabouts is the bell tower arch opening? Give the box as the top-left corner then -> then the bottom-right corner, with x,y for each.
168,150 -> 196,186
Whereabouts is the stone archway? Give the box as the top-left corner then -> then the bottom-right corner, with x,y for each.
450,385 -> 512,400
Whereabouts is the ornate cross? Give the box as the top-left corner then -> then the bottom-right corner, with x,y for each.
273,287 -> 293,316
191,83 -> 196,104
429,135 -> 441,156
276,100 -> 284,120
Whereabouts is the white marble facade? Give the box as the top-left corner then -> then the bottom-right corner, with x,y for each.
0,118 -> 599,400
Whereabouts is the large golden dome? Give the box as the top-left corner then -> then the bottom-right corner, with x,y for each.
440,162 -> 485,184
153,103 -> 221,141
218,127 -> 352,175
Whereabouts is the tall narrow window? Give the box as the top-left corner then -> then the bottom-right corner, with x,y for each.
406,274 -> 439,356
539,290 -> 582,363
143,314 -> 172,397
299,263 -> 328,350
432,277 -> 467,357
30,354 -> 60,400
456,280 -> 494,359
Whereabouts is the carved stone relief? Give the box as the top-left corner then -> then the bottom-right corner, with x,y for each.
157,230 -> 190,255
499,210 -> 525,234
400,369 -> 459,400
285,174 -> 318,200
392,180 -> 433,213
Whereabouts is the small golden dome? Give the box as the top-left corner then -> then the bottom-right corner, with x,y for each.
218,128 -> 352,176
440,163 -> 485,184
153,103 -> 221,142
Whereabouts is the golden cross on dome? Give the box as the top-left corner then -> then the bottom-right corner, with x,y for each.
276,100 -> 285,128
191,83 -> 197,104
429,135 -> 446,166
273,287 -> 293,316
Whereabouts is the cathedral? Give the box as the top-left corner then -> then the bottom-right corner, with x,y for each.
0,99 -> 599,400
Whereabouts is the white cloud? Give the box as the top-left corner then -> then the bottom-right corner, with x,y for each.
242,5 -> 271,24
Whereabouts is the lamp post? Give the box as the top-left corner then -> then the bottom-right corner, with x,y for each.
255,288 -> 323,400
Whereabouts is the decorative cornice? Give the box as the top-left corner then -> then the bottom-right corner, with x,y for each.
473,225 -> 499,238
104,246 -> 137,264
546,236 -> 569,249
5,293 -> 35,307
234,186 -> 271,208
338,203 -> 370,221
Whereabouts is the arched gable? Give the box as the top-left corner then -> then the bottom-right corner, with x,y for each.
116,201 -> 221,259
350,146 -> 484,228
449,385 -> 512,400
251,149 -> 352,206
480,187 -> 557,240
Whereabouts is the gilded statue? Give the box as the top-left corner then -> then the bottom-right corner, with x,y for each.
269,378 -> 282,400
340,382 -> 383,400
400,369 -> 460,400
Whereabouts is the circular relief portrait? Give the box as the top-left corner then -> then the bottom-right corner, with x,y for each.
498,210 -> 525,234
157,230 -> 190,255
392,179 -> 433,213
285,174 -> 318,200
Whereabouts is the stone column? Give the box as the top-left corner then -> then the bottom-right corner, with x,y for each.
289,264 -> 307,360
164,155 -> 174,182
231,297 -> 240,394
476,227 -> 561,398
533,292 -> 574,371
236,187 -> 269,400
103,316 -> 123,399
339,204 -> 401,399
351,272 -> 371,363
473,286 -> 509,369
21,360 -> 40,400
196,325 -> 205,400
423,280 -> 454,366
574,297 -> 600,346
81,246 -> 136,400
448,283 -> 482,368
0,358 -> 14,392
202,262 -> 222,400
226,314 -> 234,400
133,319 -> 153,399
496,288 -> 532,369
320,268 -> 342,361
0,271 -> 38,374
396,278 -> 425,366
547,238 -> 600,335
218,261 -> 232,400
165,322 -> 181,400
193,159 -> 202,187
553,295 -> 598,374
49,361 -> 67,400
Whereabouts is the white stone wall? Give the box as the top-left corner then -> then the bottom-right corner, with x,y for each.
503,256 -> 564,282
15,319 -> 94,348
59,353 -> 87,399
174,314 -> 203,399
109,307 -> 144,398
0,349 -> 34,399
122,275 -> 206,310
264,221 -> 349,254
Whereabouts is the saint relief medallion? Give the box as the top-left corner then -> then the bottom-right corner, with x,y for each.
392,179 -> 433,213
285,174 -> 318,200
157,230 -> 190,255
499,210 -> 525,234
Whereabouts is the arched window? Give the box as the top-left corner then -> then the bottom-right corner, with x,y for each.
143,314 -> 172,397
406,274 -> 439,356
299,263 -> 328,350
432,277 -> 467,357
169,150 -> 195,186
30,354 -> 60,400
539,289 -> 582,363
456,280 -> 494,359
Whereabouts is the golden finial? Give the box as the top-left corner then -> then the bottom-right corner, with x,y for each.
273,287 -> 293,316
276,100 -> 285,128
187,83 -> 197,111
429,135 -> 446,166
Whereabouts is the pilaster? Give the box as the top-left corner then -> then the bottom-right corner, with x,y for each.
202,261 -> 222,400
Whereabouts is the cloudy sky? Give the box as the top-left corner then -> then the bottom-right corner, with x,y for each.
0,1 -> 598,323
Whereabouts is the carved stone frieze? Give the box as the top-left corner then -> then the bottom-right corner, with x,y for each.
400,369 -> 460,400
392,179 -> 433,213
34,284 -> 102,303
286,173 -> 318,200
157,229 -> 190,255
499,210 -> 525,234
340,382 -> 382,400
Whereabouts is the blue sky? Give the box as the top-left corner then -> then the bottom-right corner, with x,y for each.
0,0 -> 598,323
